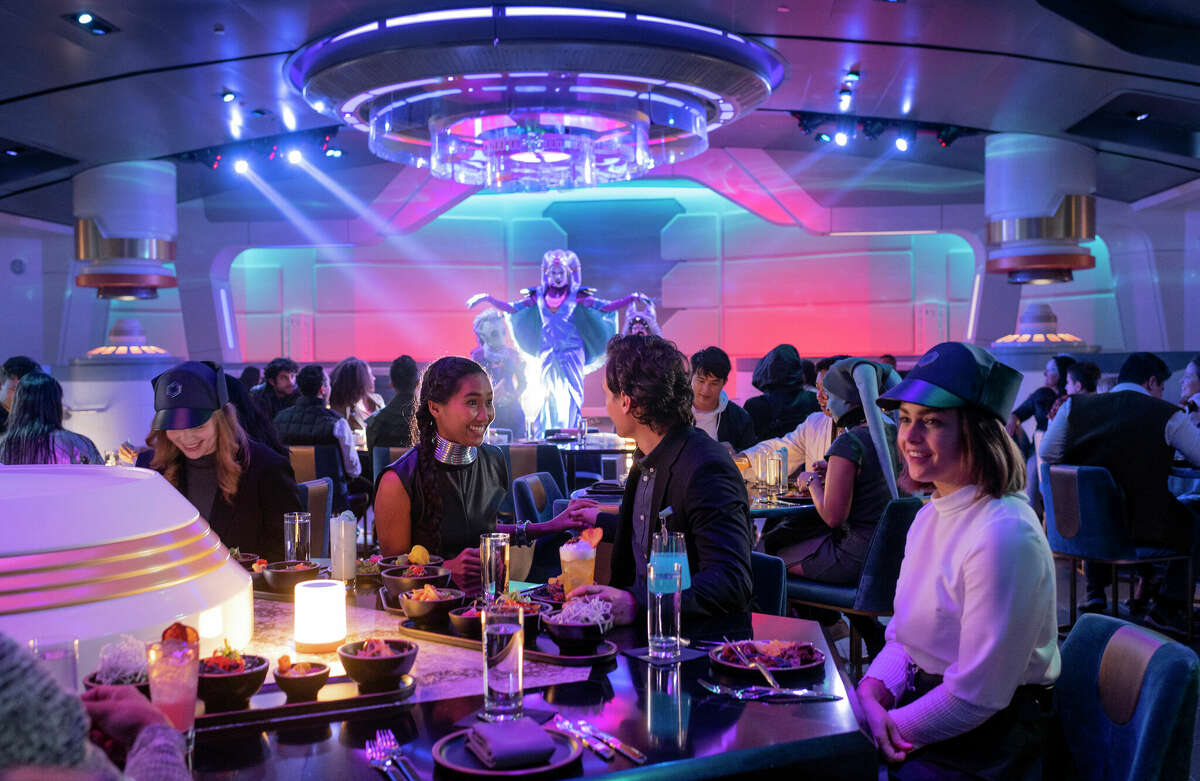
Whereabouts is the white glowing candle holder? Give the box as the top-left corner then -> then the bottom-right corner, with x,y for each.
294,580 -> 346,653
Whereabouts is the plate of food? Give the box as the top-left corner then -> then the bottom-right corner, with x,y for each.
542,596 -> 613,655
709,639 -> 825,678
524,578 -> 567,606
84,634 -> 151,697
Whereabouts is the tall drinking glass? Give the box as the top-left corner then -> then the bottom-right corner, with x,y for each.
558,536 -> 597,596
481,607 -> 524,721
647,560 -> 682,661
283,512 -> 311,562
146,639 -> 199,768
650,531 -> 691,591
28,638 -> 78,692
330,512 -> 357,581
765,454 -> 784,496
479,533 -> 510,601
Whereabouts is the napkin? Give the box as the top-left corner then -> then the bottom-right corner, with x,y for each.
466,717 -> 557,769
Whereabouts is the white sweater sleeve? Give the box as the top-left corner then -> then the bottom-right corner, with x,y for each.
333,418 -> 362,478
890,684 -> 996,749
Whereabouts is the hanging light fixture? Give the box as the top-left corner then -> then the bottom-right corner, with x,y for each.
286,7 -> 785,192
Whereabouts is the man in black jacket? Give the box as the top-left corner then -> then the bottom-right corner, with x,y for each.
250,357 -> 300,420
366,355 -> 418,450
690,346 -> 757,452
570,335 -> 754,638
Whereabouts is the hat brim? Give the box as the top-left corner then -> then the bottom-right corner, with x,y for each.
876,377 -> 969,411
151,407 -> 214,431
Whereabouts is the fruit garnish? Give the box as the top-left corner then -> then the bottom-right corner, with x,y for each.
580,527 -> 603,548
162,622 -> 198,644
408,545 -> 431,565
252,559 -> 267,573
277,654 -> 292,674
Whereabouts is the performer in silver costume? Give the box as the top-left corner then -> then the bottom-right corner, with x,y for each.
469,309 -> 526,438
468,249 -> 647,435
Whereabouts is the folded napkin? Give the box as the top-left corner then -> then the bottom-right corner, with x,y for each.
466,717 -> 557,769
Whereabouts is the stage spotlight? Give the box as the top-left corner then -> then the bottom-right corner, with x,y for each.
834,131 -> 848,146
895,137 -> 909,152
844,69 -> 860,83
838,88 -> 852,112
324,147 -> 343,158
937,126 -> 965,147
221,89 -> 237,103
894,125 -> 915,152
833,118 -> 854,146
816,132 -> 832,143
286,149 -> 302,164
63,10 -> 117,34
234,159 -> 249,174
76,12 -> 93,24
794,112 -> 826,135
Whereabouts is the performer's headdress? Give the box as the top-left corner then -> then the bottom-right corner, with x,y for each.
622,297 -> 660,336
541,249 -> 582,295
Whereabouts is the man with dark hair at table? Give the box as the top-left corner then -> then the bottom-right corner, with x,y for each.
274,364 -> 362,512
367,355 -> 419,450
569,334 -> 754,637
250,357 -> 300,420
1041,351 -> 1200,631
0,355 -> 41,433
690,346 -> 756,452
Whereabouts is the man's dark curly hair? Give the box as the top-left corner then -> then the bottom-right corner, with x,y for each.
605,334 -> 694,433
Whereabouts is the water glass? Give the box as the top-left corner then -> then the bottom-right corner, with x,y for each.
650,531 -> 691,591
765,454 -> 784,495
147,639 -> 199,768
481,607 -> 524,721
479,533 -> 510,601
28,638 -> 78,692
647,559 -> 682,661
330,512 -> 357,581
284,512 -> 311,562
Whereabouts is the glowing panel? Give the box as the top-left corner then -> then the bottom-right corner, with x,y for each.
386,8 -> 493,27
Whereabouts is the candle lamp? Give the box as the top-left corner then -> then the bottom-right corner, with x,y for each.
294,580 -> 346,653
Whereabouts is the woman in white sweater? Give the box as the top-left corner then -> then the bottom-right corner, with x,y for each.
858,342 -> 1060,780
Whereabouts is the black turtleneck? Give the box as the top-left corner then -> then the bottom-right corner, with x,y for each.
184,452 -> 219,520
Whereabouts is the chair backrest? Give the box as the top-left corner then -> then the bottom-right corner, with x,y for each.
498,444 -> 567,495
513,472 -> 564,525
851,496 -> 923,613
1040,463 -> 1133,560
372,446 -> 411,484
1054,613 -> 1199,780
289,445 -> 349,512
750,552 -> 787,616
296,477 -> 334,557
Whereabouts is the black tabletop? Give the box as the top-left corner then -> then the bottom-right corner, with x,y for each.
194,614 -> 876,780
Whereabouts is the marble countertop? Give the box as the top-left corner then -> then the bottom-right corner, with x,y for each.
248,593 -> 591,704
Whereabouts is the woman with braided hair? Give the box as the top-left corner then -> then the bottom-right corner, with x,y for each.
373,357 -> 597,591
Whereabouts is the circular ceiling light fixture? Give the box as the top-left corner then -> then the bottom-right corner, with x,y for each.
286,7 -> 786,192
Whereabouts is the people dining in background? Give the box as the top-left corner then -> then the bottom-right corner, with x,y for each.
274,364 -> 363,513
1047,360 -> 1101,421
565,334 -> 754,638
0,372 -> 101,465
743,344 -> 819,441
236,365 -> 261,393
329,356 -> 383,433
147,361 -> 300,562
1007,353 -> 1075,517
367,355 -> 419,450
249,356 -> 300,420
862,341 -> 1059,780
1041,352 -> 1200,631
689,346 -> 756,452
373,356 -> 595,591
1181,353 -> 1200,426
0,355 -> 41,433
223,372 -> 289,459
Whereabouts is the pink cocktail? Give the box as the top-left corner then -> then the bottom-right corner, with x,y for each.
146,640 -> 198,732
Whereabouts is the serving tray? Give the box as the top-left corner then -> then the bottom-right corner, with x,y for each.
395,619 -> 617,668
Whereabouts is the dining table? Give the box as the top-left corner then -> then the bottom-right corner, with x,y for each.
193,588 -> 877,780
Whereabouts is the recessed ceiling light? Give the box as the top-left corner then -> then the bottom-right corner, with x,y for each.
234,159 -> 249,174
286,149 -> 302,164
816,131 -> 832,143
834,131 -> 848,146
76,12 -> 93,24
63,10 -> 118,35
4,148 -> 19,157
221,90 -> 237,103
1134,111 -> 1150,121
844,70 -> 860,82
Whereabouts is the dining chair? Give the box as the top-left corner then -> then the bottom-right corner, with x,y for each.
296,476 -> 333,558
750,552 -> 787,616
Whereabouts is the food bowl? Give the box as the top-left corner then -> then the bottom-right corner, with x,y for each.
449,604 -> 544,643
197,654 -> 269,711
399,588 -> 465,627
272,662 -> 330,701
233,552 -> 259,572
543,614 -> 610,655
337,640 -> 417,693
379,553 -> 445,569
381,565 -> 453,598
262,560 -> 320,593
82,672 -> 151,699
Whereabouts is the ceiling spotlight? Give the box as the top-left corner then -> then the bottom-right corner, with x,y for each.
894,125 -> 915,152
844,70 -> 860,82
793,112 -> 827,135
834,131 -> 849,146
838,88 -> 853,112
233,159 -> 249,174
3,148 -> 19,157
1133,111 -> 1150,121
221,90 -> 237,103
816,131 -> 832,143
324,147 -> 343,158
286,149 -> 302,164
894,137 -> 908,152
833,118 -> 855,146
76,12 -> 93,24
937,126 -> 965,147
63,10 -> 117,34
861,119 -> 886,140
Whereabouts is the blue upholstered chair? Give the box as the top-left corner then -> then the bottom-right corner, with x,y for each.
513,472 -> 568,582
1040,463 -> 1193,639
751,552 -> 787,616
786,497 -> 923,676
289,444 -> 357,514
296,476 -> 333,557
1052,613 -> 1199,780
371,445 -> 411,484
495,444 -> 567,521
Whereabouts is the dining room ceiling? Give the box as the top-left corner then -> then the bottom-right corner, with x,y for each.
0,0 -> 1198,223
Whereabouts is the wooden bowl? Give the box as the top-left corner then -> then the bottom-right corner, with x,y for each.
262,560 -> 319,593
272,662 -> 330,701
337,640 -> 417,693
381,565 -> 452,599
399,588 -> 465,627
197,654 -> 269,711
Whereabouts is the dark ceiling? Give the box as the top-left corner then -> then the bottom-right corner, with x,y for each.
0,0 -> 1198,224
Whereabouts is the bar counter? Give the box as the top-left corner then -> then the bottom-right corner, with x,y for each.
194,592 -> 876,780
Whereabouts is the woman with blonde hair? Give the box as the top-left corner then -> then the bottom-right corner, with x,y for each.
149,362 -> 300,561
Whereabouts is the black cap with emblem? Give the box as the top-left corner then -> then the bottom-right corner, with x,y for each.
876,342 -> 1022,421
150,361 -> 229,431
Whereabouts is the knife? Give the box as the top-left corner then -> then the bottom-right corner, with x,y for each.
553,715 -> 614,761
575,721 -> 647,764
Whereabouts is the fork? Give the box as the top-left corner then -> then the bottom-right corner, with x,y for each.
376,729 -> 418,781
365,739 -> 402,781
723,636 -> 782,689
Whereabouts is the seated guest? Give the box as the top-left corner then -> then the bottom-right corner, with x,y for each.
860,341 -> 1059,780
330,356 -> 383,433
373,356 -> 594,590
274,365 -> 363,511
1041,352 -> 1200,627
367,355 -> 419,450
1006,354 -> 1075,444
878,354 -> 898,370
566,335 -> 754,637
148,361 -> 300,562
0,355 -> 41,433
223,372 -> 288,458
735,355 -> 848,479
1047,360 -> 1100,421
690,346 -> 756,452
1181,353 -> 1199,425
0,372 -> 101,465
743,344 -> 819,441
237,365 -> 261,393
249,356 -> 299,420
